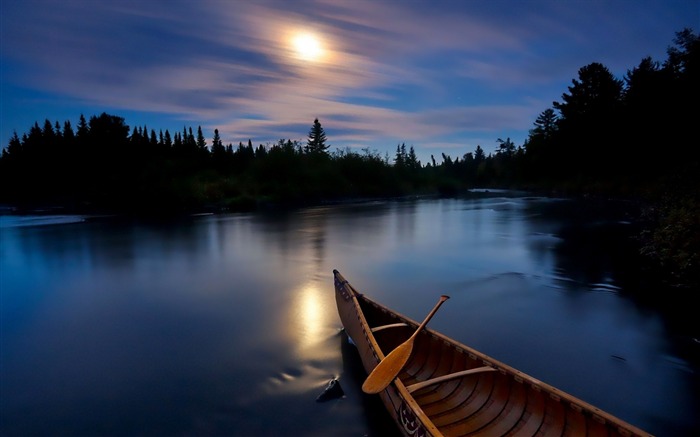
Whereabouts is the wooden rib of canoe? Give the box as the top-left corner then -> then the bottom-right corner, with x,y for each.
333,269 -> 653,437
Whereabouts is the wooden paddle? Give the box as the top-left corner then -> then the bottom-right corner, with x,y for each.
362,295 -> 450,394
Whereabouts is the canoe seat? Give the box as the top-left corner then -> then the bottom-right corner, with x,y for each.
406,366 -> 497,393
371,322 -> 409,333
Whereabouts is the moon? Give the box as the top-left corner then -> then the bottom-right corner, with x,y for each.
292,33 -> 323,61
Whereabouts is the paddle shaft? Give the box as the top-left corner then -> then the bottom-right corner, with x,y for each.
362,295 -> 450,394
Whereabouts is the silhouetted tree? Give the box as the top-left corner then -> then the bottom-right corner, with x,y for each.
63,121 -> 75,142
255,143 -> 267,159
523,108 -> 560,182
531,108 -> 558,141
554,62 -> 623,122
665,28 -> 699,79
394,143 -> 406,167
305,118 -> 328,154
164,130 -> 172,148
81,113 -> 131,201
474,145 -> 486,164
54,121 -> 62,138
407,146 -> 420,169
187,127 -> 196,149
76,114 -> 89,139
664,28 -> 699,167
196,126 -> 207,154
2,131 -> 21,159
552,62 -> 623,178
211,128 -> 226,162
173,131 -> 183,149
496,137 -> 515,157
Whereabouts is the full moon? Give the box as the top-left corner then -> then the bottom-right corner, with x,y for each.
292,33 -> 322,61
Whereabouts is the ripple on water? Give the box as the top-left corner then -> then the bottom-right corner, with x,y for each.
0,214 -> 87,228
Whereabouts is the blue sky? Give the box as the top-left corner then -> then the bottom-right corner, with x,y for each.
1,0 -> 697,163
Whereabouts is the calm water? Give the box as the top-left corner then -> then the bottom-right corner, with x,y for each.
1,193 -> 698,436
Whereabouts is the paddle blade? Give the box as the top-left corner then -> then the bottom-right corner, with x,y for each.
362,340 -> 414,394
362,294 -> 449,394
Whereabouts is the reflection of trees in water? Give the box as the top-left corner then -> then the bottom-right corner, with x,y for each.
522,198 -> 645,291
254,202 -> 394,273
253,209 -> 299,260
522,198 -> 700,393
9,218 -> 211,271
305,209 -> 328,270
554,221 -> 643,290
253,207 -> 329,274
393,199 -> 417,243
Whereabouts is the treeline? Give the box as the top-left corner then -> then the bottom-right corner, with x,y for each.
0,114 -> 438,214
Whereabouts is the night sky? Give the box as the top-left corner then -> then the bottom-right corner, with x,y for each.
1,0 -> 697,162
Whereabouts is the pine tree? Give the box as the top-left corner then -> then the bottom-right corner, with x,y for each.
63,121 -> 75,143
408,146 -> 420,169
196,126 -> 207,151
186,127 -> 196,150
130,127 -> 140,143
474,145 -> 486,164
305,118 -> 329,154
553,62 -> 622,123
42,119 -> 55,140
394,144 -> 405,167
552,62 -> 623,176
76,114 -> 89,138
173,132 -> 182,149
211,129 -> 226,161
54,121 -> 62,138
530,108 -> 558,140
496,138 -> 516,156
3,131 -> 22,158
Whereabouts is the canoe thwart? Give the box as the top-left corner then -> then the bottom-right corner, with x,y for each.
371,322 -> 409,333
406,366 -> 497,393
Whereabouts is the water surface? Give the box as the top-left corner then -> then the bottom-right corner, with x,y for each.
1,194 -> 698,436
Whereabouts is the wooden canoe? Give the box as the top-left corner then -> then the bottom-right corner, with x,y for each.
333,269 -> 653,437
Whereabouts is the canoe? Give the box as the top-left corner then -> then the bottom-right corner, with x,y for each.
333,269 -> 653,437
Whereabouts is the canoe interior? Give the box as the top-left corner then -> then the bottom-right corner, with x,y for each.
339,272 -> 653,437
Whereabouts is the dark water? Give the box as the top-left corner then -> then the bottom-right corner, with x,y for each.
1,193 -> 698,436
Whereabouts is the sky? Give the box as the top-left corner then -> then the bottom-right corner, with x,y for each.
1,0 -> 698,163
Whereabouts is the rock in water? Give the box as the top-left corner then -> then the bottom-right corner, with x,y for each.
316,378 -> 344,402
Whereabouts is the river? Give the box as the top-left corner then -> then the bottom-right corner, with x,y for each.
1,192 -> 698,436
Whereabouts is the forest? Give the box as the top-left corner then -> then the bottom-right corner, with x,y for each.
1,29 -> 697,287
